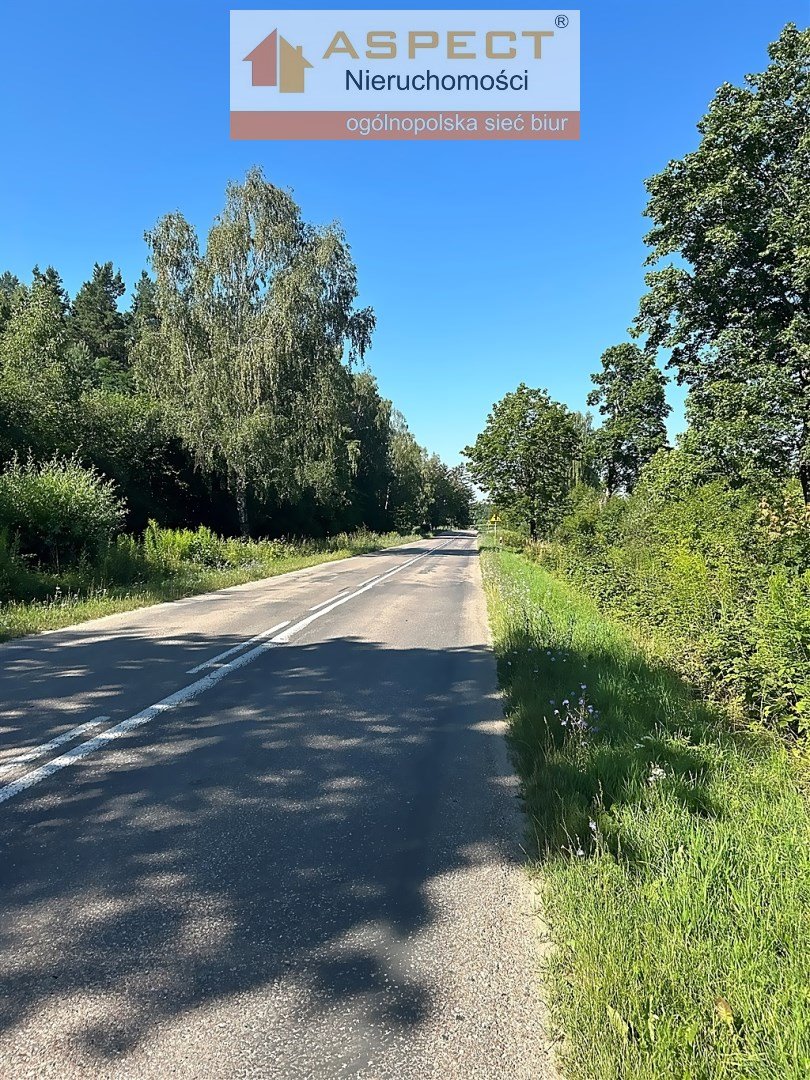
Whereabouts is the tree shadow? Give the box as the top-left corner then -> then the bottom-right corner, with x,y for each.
494,618 -> 745,869
0,630 -> 519,1073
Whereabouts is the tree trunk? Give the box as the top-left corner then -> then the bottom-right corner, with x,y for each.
606,460 -> 617,498
233,473 -> 250,537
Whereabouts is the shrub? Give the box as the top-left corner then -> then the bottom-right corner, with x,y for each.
494,528 -> 529,551
0,456 -> 125,568
98,533 -> 148,586
186,525 -> 226,567
0,530 -> 37,602
745,570 -> 810,736
142,521 -> 230,571
546,460 -> 810,738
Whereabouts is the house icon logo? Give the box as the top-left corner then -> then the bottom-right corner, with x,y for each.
244,30 -> 313,93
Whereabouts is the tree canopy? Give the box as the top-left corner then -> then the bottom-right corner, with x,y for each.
137,168 -> 375,533
587,343 -> 670,494
635,22 -> 810,499
463,384 -> 582,537
0,170 -> 471,539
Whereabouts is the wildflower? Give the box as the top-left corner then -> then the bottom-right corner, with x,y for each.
562,699 -> 569,707
589,819 -> 597,832
648,764 -> 666,784
580,684 -> 587,690
575,846 -> 585,857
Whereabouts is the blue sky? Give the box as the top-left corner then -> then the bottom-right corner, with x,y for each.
0,1 -> 805,465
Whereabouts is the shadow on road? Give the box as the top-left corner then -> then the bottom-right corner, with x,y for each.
0,624 -> 515,1068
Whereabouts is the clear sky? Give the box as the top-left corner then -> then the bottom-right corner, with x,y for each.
1,1 -> 805,465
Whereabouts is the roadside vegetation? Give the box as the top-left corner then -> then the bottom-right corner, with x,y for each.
0,171 -> 471,639
0,513 -> 414,641
483,543 -> 810,1079
470,24 -> 810,1078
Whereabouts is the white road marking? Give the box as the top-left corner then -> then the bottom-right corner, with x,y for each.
186,621 -> 290,674
271,540 -> 452,644
0,637 -> 283,805
308,590 -> 350,612
0,717 -> 109,776
0,538 -> 455,807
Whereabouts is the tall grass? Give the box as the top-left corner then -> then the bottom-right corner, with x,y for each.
0,525 -> 414,640
482,547 -> 810,1079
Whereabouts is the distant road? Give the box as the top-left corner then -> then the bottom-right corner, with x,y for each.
0,532 -> 553,1079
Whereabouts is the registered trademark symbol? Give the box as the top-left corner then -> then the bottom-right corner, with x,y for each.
555,14 -> 569,28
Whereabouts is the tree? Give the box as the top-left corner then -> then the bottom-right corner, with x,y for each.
677,334 -> 800,492
31,265 -> 70,317
386,413 -> 429,530
70,261 -> 128,371
345,371 -> 393,531
0,273 -> 68,379
128,272 -> 159,350
569,410 -> 600,489
137,167 -> 375,534
587,343 -> 670,494
463,384 -> 581,538
634,23 -> 810,499
0,272 -> 22,333
424,458 -> 473,527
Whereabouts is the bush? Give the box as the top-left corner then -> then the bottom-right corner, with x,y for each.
545,458 -> 810,738
744,570 -> 810,736
0,530 -> 37,602
142,521 -> 228,571
0,456 -> 125,568
493,528 -> 529,551
98,533 -> 148,586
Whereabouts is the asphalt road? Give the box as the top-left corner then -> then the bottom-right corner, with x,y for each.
0,532 -> 554,1079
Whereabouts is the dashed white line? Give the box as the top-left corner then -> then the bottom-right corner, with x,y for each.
0,538 -> 455,807
0,717 -> 109,776
0,639 -> 281,805
186,620 -> 290,674
308,590 -> 351,612
270,539 -> 452,644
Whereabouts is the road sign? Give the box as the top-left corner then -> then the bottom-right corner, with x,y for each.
489,514 -> 500,523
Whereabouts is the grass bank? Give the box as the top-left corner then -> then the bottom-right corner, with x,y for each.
0,528 -> 416,641
482,546 -> 810,1079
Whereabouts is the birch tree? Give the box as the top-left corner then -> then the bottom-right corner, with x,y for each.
139,167 -> 374,533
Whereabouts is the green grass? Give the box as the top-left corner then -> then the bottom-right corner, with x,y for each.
482,547 -> 810,1080
0,530 -> 416,641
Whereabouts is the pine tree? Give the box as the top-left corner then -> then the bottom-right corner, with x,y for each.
70,261 -> 128,368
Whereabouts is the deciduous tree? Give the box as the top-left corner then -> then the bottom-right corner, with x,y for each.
463,384 -> 581,537
635,23 -> 810,498
587,343 -> 670,494
138,167 -> 375,534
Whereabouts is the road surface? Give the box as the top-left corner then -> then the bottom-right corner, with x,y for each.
0,532 -> 554,1078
